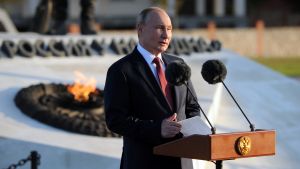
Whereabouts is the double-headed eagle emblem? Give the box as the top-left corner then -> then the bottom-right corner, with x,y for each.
236,136 -> 252,156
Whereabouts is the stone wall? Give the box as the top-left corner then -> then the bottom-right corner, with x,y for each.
177,27 -> 300,58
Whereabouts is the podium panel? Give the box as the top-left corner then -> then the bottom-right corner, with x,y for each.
154,130 -> 275,161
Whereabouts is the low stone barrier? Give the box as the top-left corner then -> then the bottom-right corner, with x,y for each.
0,35 -> 221,58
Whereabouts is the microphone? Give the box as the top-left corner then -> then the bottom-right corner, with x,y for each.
165,60 -> 216,134
201,59 -> 227,84
201,60 -> 255,131
165,60 -> 191,86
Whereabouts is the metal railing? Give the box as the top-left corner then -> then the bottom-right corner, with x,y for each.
3,151 -> 40,169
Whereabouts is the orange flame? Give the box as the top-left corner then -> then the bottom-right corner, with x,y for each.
67,71 -> 98,102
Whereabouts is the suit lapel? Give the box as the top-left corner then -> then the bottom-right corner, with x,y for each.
162,54 -> 180,113
132,49 -> 160,95
132,49 -> 172,113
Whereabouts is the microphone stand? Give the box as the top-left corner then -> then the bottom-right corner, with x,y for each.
221,81 -> 255,132
212,81 -> 256,169
185,84 -> 216,134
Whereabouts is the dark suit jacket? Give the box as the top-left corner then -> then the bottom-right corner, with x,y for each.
104,47 -> 200,169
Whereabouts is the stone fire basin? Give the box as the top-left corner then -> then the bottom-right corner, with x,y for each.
14,83 -> 119,137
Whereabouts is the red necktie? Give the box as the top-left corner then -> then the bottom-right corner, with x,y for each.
153,57 -> 173,110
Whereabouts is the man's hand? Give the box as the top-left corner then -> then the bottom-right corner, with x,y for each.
161,113 -> 182,138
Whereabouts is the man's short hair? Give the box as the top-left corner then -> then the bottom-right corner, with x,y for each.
136,7 -> 164,27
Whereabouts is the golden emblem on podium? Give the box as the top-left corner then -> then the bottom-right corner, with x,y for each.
236,136 -> 251,156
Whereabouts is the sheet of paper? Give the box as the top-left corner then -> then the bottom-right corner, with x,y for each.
179,116 -> 212,136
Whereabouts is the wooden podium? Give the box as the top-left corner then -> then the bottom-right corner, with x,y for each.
154,130 -> 275,167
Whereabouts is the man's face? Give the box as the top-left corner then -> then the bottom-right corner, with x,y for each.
138,10 -> 172,56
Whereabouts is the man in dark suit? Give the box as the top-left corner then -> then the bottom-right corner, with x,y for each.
104,7 -> 200,169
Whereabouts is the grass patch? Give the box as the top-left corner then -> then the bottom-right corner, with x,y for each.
251,57 -> 300,77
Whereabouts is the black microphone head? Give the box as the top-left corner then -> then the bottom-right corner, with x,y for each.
201,59 -> 227,84
165,60 -> 191,86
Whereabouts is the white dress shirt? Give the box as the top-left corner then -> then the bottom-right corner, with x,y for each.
137,43 -> 166,83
